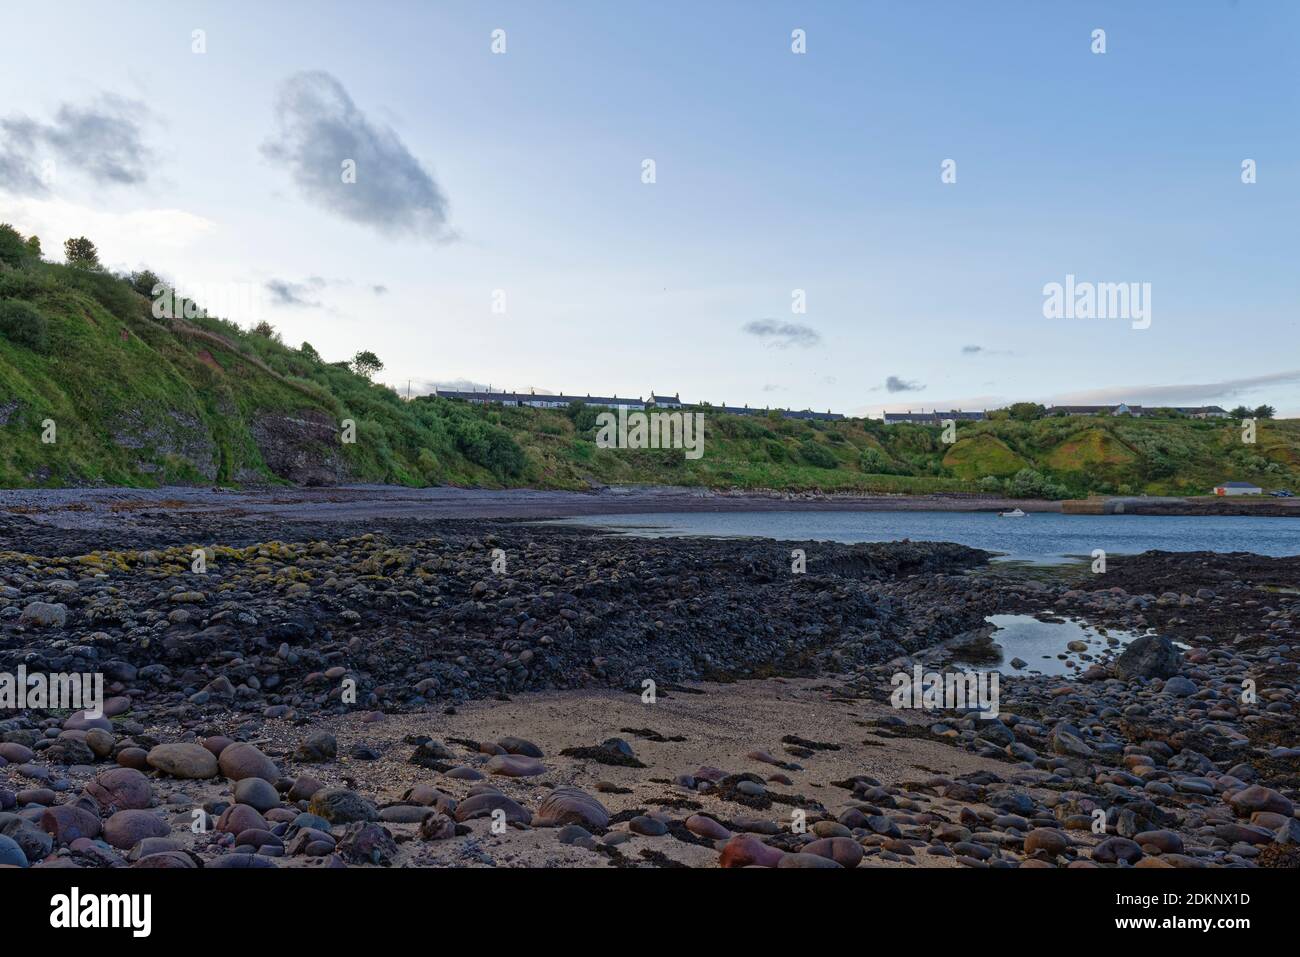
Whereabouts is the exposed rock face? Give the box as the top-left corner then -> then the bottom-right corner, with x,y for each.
111,409 -> 218,480
250,409 -> 350,486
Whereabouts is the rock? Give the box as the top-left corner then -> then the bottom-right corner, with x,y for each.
1024,827 -> 1070,857
485,754 -> 545,777
497,736 -> 543,758
419,812 -> 455,841
1114,635 -> 1182,681
1092,836 -> 1143,864
0,834 -> 28,867
444,766 -> 483,781
337,822 -> 398,865
233,778 -> 280,814
1051,728 -> 1094,758
309,788 -> 379,824
0,743 -> 34,763
629,815 -> 668,837
803,836 -> 863,868
0,819 -> 53,861
218,743 -> 279,782
685,815 -> 732,841
40,805 -> 102,844
20,602 -> 67,627
778,851 -> 843,868
1227,785 -> 1293,818
1161,676 -> 1197,697
1134,829 -> 1184,855
453,792 -> 531,825
534,787 -> 610,830
216,804 -> 269,835
719,834 -> 784,868
84,767 -> 153,812
294,731 -> 337,763
146,743 -> 218,780
288,776 -> 324,802
103,810 -> 170,850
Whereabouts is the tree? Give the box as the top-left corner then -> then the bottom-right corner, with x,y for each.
1007,402 -> 1046,422
351,350 -> 383,379
25,235 -> 41,259
127,269 -> 162,298
1229,406 -> 1252,419
0,224 -> 30,266
1253,405 -> 1276,420
63,236 -> 102,270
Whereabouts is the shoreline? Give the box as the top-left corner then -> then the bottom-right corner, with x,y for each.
1,483 -> 1297,534
1,519 -> 1296,870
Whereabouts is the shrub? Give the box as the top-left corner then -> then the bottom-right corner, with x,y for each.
0,298 -> 51,352
858,447 -> 897,474
0,224 -> 31,267
799,439 -> 838,469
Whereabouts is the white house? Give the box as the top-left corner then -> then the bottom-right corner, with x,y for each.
1214,481 -> 1263,496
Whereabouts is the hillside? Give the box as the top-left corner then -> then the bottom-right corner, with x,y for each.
2,226 -> 1299,497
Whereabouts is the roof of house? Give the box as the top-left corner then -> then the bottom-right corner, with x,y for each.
1219,481 -> 1262,488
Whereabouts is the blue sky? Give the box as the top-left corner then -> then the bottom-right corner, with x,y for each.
2,0 -> 1297,415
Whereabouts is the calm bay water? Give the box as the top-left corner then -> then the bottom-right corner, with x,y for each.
548,510 -> 1300,563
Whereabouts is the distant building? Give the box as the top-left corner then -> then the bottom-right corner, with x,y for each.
1214,481 -> 1263,496
883,410 -> 987,425
434,389 -> 645,410
434,388 -> 844,420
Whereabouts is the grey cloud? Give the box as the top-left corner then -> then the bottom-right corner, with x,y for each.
885,375 -> 925,393
742,319 -> 820,349
266,277 -> 327,308
0,94 -> 152,193
961,345 -> 983,354
261,71 -> 452,239
1051,369 -> 1300,406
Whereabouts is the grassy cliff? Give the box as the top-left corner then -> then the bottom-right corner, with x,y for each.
2,228 -> 1298,497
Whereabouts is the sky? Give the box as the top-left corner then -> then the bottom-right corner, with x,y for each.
1,0 -> 1297,416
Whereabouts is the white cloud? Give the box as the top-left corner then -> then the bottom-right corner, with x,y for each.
1,194 -> 215,266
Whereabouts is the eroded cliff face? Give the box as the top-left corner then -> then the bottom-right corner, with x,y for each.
250,409 -> 351,486
111,409 -> 220,481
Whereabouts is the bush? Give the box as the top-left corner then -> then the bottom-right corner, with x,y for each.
0,224 -> 32,267
766,440 -> 787,462
858,447 -> 898,474
449,418 -> 526,480
799,439 -> 838,469
0,298 -> 51,352
1008,468 -> 1068,499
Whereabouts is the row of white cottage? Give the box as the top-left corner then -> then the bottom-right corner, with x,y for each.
433,389 -> 845,421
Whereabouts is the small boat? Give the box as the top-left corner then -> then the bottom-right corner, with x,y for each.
999,508 -> 1027,518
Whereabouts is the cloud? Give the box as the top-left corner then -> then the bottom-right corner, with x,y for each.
0,196 -> 214,266
407,379 -> 558,396
372,284 -> 388,295
742,319 -> 820,348
262,71 -> 453,240
885,375 -> 925,393
961,345 -> 983,354
0,95 -> 152,194
1049,370 -> 1300,406
265,276 -> 327,308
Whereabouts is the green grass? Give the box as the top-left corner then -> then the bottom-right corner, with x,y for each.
2,241 -> 1298,498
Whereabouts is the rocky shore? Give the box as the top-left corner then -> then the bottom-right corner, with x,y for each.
0,507 -> 1297,869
